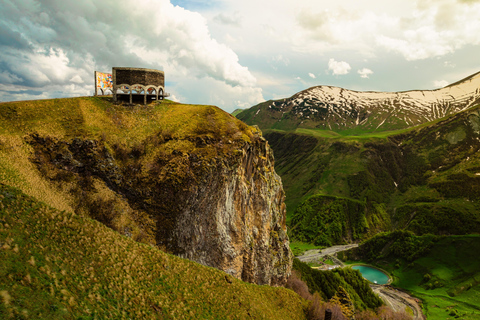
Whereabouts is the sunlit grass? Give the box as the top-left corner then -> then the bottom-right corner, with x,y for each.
0,96 -> 254,221
0,183 -> 307,319
289,240 -> 324,257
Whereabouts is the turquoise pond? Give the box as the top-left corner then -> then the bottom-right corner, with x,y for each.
352,265 -> 389,285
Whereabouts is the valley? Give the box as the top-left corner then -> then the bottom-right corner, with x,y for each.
296,244 -> 423,319
236,70 -> 480,319
2,70 -> 480,319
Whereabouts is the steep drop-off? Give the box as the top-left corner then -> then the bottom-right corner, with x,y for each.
0,97 -> 291,285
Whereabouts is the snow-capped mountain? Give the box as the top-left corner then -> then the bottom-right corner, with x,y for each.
237,71 -> 480,132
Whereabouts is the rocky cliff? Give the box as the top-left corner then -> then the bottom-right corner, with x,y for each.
171,133 -> 291,285
0,98 -> 291,286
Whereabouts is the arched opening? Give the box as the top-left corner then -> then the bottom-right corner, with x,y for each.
131,85 -> 144,94
146,87 -> 157,103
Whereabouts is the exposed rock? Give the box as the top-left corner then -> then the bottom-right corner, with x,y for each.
171,134 -> 291,285
26,129 -> 292,286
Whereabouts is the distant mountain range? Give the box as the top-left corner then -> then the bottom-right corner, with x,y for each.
237,71 -> 480,133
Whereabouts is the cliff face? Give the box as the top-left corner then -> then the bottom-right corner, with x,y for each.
171,134 -> 291,285
15,99 -> 291,286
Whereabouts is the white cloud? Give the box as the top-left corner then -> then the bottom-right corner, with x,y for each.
0,0 -> 261,105
288,0 -> 480,61
213,12 -> 242,26
172,75 -> 264,111
328,58 -> 351,75
433,80 -> 449,88
269,55 -> 290,66
374,1 -> 480,60
444,61 -> 456,68
308,73 -> 316,79
358,68 -> 373,79
1,0 -> 480,106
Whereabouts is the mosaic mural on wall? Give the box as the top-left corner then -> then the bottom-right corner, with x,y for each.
95,71 -> 113,95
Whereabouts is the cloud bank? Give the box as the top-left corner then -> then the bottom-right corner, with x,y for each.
0,0 -> 263,110
1,0 -> 480,109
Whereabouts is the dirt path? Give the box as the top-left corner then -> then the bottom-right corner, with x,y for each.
295,244 -> 358,264
371,285 -> 424,320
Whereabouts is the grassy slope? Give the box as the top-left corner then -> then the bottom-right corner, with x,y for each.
0,182 -> 306,320
344,233 -> 480,319
394,236 -> 480,319
0,97 -> 256,244
265,104 -> 480,245
0,97 -> 308,319
231,109 -> 245,117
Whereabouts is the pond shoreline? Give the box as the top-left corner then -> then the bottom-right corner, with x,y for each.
296,244 -> 425,319
350,263 -> 393,285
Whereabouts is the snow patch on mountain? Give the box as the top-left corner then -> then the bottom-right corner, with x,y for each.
265,71 -> 480,130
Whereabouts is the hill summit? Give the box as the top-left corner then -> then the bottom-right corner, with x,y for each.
237,71 -> 480,134
0,97 -> 291,286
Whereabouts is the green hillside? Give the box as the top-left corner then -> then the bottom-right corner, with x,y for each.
0,182 -> 306,319
0,96 -> 254,249
292,259 -> 383,311
0,97 -> 310,318
342,232 -> 480,319
262,103 -> 480,245
231,108 -> 245,117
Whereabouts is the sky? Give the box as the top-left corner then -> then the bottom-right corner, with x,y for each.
1,0 -> 480,112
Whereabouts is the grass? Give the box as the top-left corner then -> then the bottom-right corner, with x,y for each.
0,96 -> 253,147
266,102 -> 480,243
0,182 -> 307,319
0,96 -> 309,318
390,236 -> 480,319
289,240 -> 323,257
349,234 -> 480,319
0,97 -> 256,240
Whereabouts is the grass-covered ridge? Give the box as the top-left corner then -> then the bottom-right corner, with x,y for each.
0,96 -> 257,249
0,182 -> 306,319
265,103 -> 480,245
342,232 -> 480,319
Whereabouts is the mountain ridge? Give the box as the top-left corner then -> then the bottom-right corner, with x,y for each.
237,71 -> 480,134
263,100 -> 480,246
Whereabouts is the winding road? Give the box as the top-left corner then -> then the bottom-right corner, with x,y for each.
296,245 -> 425,320
295,244 -> 358,264
371,285 -> 424,320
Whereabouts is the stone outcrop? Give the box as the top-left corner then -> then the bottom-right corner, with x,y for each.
171,134 -> 291,286
27,126 -> 292,286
